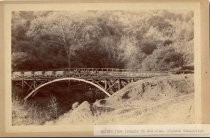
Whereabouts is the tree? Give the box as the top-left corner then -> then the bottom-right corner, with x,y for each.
27,11 -> 88,69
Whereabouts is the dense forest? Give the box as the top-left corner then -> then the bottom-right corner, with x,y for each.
12,10 -> 194,71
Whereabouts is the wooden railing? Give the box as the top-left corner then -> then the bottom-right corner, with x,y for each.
12,67 -> 193,80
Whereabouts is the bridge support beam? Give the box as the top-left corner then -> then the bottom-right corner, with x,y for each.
21,72 -> 24,94
118,79 -> 122,90
12,68 -> 148,100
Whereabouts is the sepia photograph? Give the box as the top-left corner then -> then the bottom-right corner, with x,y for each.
0,0 -> 210,137
11,10 -> 195,125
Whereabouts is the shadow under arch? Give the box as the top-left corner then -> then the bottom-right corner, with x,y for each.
24,77 -> 111,101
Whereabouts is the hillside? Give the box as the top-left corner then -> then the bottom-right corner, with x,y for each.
45,74 -> 194,125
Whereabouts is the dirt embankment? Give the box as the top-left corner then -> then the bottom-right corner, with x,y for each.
46,74 -> 194,125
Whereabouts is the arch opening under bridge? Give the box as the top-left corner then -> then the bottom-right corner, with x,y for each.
24,77 -> 111,101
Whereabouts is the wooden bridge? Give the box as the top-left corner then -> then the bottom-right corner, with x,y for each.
12,68 -> 170,100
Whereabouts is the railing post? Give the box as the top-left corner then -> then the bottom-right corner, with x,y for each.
53,71 -> 55,79
131,78 -> 134,82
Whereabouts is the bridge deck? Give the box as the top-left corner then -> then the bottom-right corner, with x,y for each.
12,76 -> 156,81
12,67 -> 193,81
12,68 -> 170,81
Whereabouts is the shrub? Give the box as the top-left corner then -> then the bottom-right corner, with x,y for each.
142,47 -> 184,71
140,42 -> 157,55
48,94 -> 58,119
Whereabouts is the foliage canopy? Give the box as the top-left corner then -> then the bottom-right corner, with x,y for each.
12,10 -> 194,71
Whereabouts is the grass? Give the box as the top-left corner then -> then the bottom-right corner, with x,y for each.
12,94 -> 59,125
